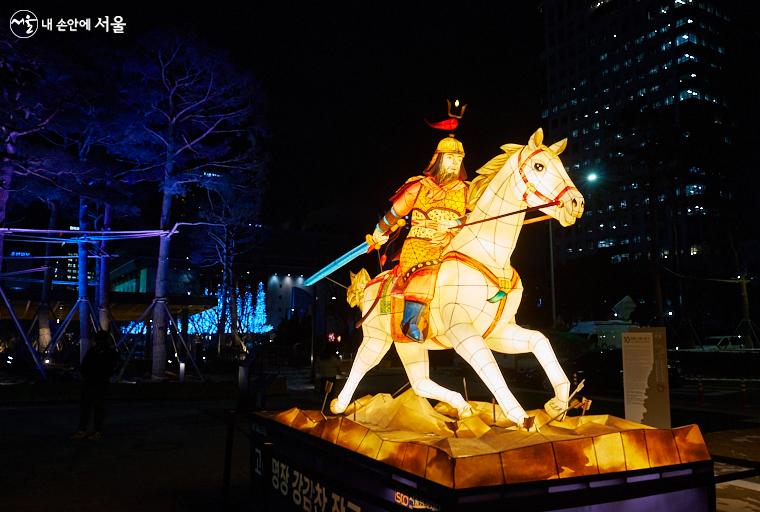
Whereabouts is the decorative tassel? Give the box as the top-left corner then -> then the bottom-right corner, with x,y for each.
487,290 -> 507,303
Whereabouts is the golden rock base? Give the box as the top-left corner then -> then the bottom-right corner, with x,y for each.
265,390 -> 710,489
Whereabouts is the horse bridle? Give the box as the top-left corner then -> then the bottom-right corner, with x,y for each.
516,146 -> 577,205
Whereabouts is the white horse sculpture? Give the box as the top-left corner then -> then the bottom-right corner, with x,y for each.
331,129 -> 585,428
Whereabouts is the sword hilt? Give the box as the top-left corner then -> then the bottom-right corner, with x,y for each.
365,234 -> 381,252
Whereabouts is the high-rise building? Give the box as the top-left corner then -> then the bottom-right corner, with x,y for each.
539,0 -> 756,329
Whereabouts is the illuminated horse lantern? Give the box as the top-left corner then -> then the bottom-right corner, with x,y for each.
331,129 -> 585,428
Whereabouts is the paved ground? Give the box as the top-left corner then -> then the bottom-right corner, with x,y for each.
0,400 -> 252,512
1,369 -> 759,511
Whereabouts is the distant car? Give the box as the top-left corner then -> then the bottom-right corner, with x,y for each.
519,348 -> 683,393
696,335 -> 751,352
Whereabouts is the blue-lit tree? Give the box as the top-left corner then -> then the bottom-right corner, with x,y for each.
188,282 -> 271,336
108,32 -> 261,378
252,282 -> 273,334
0,37 -> 60,270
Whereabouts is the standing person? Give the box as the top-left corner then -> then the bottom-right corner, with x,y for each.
370,134 -> 470,342
71,330 -> 119,439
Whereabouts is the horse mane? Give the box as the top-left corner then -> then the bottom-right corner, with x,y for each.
466,143 -> 523,211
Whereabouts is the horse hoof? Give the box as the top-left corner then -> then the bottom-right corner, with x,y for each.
329,398 -> 346,415
544,397 -> 569,417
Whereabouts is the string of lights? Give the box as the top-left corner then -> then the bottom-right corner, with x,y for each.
0,222 -> 225,244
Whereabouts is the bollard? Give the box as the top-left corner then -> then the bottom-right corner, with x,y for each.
238,365 -> 249,394
697,378 -> 704,407
179,361 -> 186,383
741,380 -> 747,411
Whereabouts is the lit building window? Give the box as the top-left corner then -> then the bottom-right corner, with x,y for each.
677,53 -> 699,64
675,33 -> 697,46
679,89 -> 701,100
684,184 -> 705,196
687,205 -> 707,216
598,239 -> 615,248
690,245 -> 701,255
688,166 -> 705,175
660,249 -> 670,259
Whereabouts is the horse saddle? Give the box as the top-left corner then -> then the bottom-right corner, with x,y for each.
373,266 -> 433,343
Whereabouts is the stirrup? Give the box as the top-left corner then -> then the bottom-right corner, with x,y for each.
402,318 -> 425,342
402,301 -> 426,342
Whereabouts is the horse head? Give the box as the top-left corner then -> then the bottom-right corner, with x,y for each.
509,128 -> 585,226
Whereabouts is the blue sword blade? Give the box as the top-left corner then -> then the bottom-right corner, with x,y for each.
304,242 -> 370,286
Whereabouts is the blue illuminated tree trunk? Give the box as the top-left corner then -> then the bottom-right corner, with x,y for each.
97,202 -> 112,331
37,200 -> 57,350
216,232 -> 229,354
152,187 -> 172,378
78,198 -> 90,362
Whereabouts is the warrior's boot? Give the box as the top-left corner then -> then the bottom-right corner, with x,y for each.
402,300 -> 426,342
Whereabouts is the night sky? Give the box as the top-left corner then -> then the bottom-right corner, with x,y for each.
16,2 -> 546,229
8,2 -> 553,311
151,2 -> 547,229
252,3 -> 545,229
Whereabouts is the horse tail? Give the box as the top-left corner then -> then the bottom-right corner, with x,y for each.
351,269 -> 391,329
347,268 -> 372,308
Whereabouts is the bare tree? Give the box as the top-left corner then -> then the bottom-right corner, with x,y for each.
191,157 -> 264,353
0,38 -> 60,271
111,33 -> 260,378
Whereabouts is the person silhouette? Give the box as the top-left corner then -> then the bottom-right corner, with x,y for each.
70,330 -> 119,439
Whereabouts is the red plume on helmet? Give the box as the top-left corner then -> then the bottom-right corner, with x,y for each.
424,99 -> 467,133
425,118 -> 459,131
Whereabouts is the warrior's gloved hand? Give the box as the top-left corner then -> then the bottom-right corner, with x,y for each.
369,226 -> 389,248
437,219 -> 461,231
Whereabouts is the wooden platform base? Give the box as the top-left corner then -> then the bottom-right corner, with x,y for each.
250,391 -> 715,511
